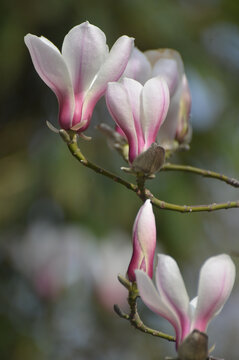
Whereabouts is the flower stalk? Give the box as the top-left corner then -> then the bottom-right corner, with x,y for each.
162,163 -> 239,188
114,275 -> 176,342
59,129 -> 138,193
60,130 -> 239,213
136,173 -> 146,200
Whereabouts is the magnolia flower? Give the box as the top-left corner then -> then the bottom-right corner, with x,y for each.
24,22 -> 134,132
123,47 -> 191,147
105,76 -> 169,169
6,222 -> 95,299
136,254 -> 235,347
127,200 -> 156,282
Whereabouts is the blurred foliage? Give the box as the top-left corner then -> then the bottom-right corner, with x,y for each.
1,0 -> 239,359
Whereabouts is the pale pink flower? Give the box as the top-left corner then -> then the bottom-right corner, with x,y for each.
136,254 -> 235,347
123,48 -> 191,146
127,200 -> 156,282
6,223 -> 94,299
106,76 -> 169,163
25,22 -> 134,132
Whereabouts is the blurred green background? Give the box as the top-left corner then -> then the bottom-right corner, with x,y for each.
1,0 -> 239,359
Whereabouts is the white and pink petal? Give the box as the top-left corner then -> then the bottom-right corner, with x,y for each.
191,254 -> 236,333
24,35 -> 73,100
136,270 -> 181,342
62,22 -> 108,95
82,35 -> 134,123
141,76 -> 170,150
151,49 -> 184,97
156,254 -> 191,342
127,200 -> 156,281
134,200 -> 156,275
24,34 -> 75,129
152,58 -> 179,97
122,78 -> 144,152
106,81 -> 138,162
123,47 -> 151,84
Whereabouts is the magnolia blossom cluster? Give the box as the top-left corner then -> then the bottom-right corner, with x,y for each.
128,200 -> 236,347
25,22 -> 236,354
25,21 -> 191,173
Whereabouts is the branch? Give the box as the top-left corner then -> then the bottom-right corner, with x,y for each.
59,130 -> 137,194
147,190 -> 239,213
162,163 -> 239,188
60,131 -> 239,213
115,276 -> 175,342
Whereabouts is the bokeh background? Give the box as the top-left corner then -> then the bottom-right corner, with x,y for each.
1,0 -> 239,359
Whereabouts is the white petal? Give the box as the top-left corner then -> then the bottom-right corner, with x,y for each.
24,34 -> 74,101
24,34 -> 74,128
152,58 -> 179,96
189,297 -> 197,321
190,297 -> 198,310
105,81 -> 138,162
146,49 -> 183,72
122,78 -> 142,120
136,270 -> 181,339
82,35 -> 134,122
151,49 -> 184,96
145,49 -> 163,66
141,77 -> 170,149
157,73 -> 189,144
62,22 -> 108,94
175,75 -> 192,142
150,49 -> 185,144
40,36 -> 59,50
122,78 -> 144,152
192,254 -> 236,333
123,47 -> 152,84
156,254 -> 190,342
157,89 -> 181,144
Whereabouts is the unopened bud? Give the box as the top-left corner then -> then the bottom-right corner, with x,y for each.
127,200 -> 156,282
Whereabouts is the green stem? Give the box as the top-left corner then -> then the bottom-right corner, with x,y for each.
136,174 -> 146,201
60,130 -> 137,194
146,190 -> 239,213
162,163 -> 239,188
115,277 -> 175,342
60,131 -> 239,213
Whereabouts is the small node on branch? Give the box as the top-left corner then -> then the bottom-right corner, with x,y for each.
117,274 -> 131,290
59,129 -> 73,143
113,304 -> 129,319
46,120 -> 59,133
78,133 -> 92,141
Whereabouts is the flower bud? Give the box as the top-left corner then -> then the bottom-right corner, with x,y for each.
127,200 -> 156,282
